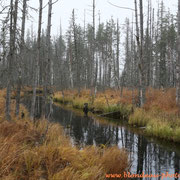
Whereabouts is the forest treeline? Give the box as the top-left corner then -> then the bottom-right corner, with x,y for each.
0,0 -> 180,119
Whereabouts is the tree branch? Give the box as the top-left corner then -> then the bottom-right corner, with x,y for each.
42,3 -> 48,9
107,1 -> 135,11
52,0 -> 59,6
0,5 -> 9,14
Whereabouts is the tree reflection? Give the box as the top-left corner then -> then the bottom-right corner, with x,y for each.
22,96 -> 180,179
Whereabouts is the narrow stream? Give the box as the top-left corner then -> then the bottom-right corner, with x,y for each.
23,96 -> 180,179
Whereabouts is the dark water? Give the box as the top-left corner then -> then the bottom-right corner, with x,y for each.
23,96 -> 180,179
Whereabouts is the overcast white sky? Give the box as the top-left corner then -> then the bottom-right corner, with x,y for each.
27,0 -> 177,36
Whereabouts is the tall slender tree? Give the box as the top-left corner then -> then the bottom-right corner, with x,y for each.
177,0 -> 180,105
30,0 -> 43,120
6,0 -> 18,120
15,0 -> 27,116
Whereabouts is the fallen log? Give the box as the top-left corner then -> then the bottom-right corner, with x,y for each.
99,111 -> 125,119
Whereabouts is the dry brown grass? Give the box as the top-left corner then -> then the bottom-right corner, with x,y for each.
0,120 -> 129,180
0,89 -> 129,180
144,88 -> 178,114
54,88 -> 178,114
54,88 -> 137,114
0,89 -> 29,122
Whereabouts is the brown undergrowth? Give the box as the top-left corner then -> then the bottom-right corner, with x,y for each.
0,89 -> 129,180
54,88 -> 178,113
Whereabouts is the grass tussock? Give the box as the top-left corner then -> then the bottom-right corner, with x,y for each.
146,120 -> 173,140
128,88 -> 180,142
0,120 -> 129,180
129,108 -> 151,127
0,89 -> 129,180
129,107 -> 180,142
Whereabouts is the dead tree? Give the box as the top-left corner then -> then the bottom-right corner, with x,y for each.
134,0 -> 146,107
72,9 -> 80,95
43,0 -> 57,119
15,0 -> 27,116
90,0 -> 96,101
139,0 -> 146,106
43,0 -> 53,99
6,0 -> 18,120
30,0 -> 43,120
177,0 -> 180,106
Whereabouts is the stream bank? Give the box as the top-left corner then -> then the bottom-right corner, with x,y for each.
0,89 -> 129,180
23,95 -> 180,178
53,89 -> 180,143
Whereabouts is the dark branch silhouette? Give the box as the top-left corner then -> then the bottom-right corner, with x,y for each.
107,1 -> 135,11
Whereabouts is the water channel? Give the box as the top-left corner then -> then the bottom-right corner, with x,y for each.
23,96 -> 180,179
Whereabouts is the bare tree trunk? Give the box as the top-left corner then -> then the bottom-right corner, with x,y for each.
134,0 -> 145,107
154,3 -> 160,88
134,0 -> 140,100
116,20 -> 120,89
72,9 -> 80,95
68,36 -> 74,88
176,0 -> 180,105
6,0 -> 18,120
30,0 -> 43,120
130,16 -> 135,105
94,53 -> 98,96
139,0 -> 146,106
150,2 -> 154,87
15,0 -> 27,116
90,0 -> 95,99
43,0 -> 54,120
43,0 -> 52,100
99,52 -> 102,87
47,0 -> 53,91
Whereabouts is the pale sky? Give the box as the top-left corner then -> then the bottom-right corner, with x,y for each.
27,0 -> 177,36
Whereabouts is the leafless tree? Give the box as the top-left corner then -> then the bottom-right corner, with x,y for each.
30,0 -> 43,120
15,0 -> 27,116
6,0 -> 18,120
176,0 -> 180,105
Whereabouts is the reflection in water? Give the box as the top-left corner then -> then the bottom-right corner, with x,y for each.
23,96 -> 180,179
